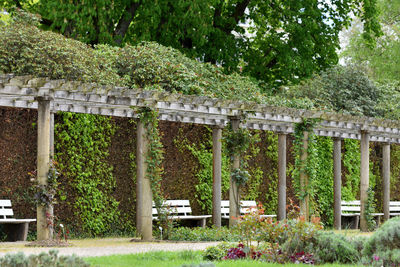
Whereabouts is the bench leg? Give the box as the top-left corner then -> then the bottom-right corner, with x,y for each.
3,223 -> 29,241
354,216 -> 360,229
198,218 -> 206,228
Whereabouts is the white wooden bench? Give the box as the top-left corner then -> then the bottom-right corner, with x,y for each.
341,200 -> 384,229
152,200 -> 211,227
389,201 -> 400,217
221,200 -> 276,220
0,200 -> 36,241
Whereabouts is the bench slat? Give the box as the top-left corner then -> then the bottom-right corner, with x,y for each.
0,200 -> 12,207
0,208 -> 14,217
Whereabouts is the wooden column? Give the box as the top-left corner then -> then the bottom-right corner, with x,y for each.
136,120 -> 153,240
229,118 -> 240,227
48,110 -> 55,239
382,143 -> 390,221
360,131 -> 369,232
299,131 -> 309,221
278,133 -> 287,221
36,96 -> 52,240
333,138 -> 342,230
212,126 -> 222,227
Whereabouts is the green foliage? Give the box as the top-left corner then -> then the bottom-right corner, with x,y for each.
174,128 -> 230,214
286,65 -> 382,117
32,160 -> 60,208
280,217 -> 323,255
342,0 -> 399,83
362,217 -> 400,266
230,169 -> 249,187
225,128 -> 252,157
364,187 -> 377,231
0,22 -> 122,85
137,108 -> 164,206
312,136 -> 334,227
203,243 -> 233,261
168,227 -> 239,242
262,132 -> 278,215
0,250 -> 89,267
292,119 -> 319,214
2,0 -> 381,87
55,113 -> 120,236
313,232 -> 360,264
342,139 -> 361,201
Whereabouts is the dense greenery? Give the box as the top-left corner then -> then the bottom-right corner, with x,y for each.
55,113 -> 121,236
342,0 -> 400,83
1,0 -> 381,87
0,10 -> 398,234
362,216 -> 400,266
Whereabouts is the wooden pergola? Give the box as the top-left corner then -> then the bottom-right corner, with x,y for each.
0,74 -> 398,239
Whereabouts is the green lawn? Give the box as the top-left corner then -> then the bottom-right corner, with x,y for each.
85,251 -> 362,267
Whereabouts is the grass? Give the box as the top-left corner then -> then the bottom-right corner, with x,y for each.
85,251 -> 362,267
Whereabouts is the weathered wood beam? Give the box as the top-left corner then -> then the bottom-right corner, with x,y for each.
360,131 -> 369,232
212,126 -> 223,228
278,133 -> 287,221
299,131 -> 310,221
333,137 -> 342,230
229,118 -> 240,227
36,96 -> 52,241
136,120 -> 153,241
382,143 -> 390,221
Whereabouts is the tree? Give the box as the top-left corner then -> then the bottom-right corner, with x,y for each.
341,0 -> 399,82
0,0 -> 381,88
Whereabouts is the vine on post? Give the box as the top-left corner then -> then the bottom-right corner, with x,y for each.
137,108 -> 172,237
293,118 -> 319,219
225,121 -> 254,212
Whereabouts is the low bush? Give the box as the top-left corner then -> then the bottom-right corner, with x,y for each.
312,231 -> 360,264
203,243 -> 235,261
0,250 -> 89,267
168,226 -> 240,242
362,216 -> 400,266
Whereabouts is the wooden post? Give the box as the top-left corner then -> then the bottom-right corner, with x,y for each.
382,143 -> 390,221
278,133 -> 287,221
333,137 -> 342,230
36,96 -> 52,240
299,131 -> 309,221
360,131 -> 369,232
229,118 -> 240,227
212,126 -> 222,228
136,120 -> 153,240
48,110 -> 55,239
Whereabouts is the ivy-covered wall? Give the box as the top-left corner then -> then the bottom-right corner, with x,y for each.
1,107 -> 400,237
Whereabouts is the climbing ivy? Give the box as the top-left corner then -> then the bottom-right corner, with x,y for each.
55,113 -> 120,236
312,136 -> 334,226
292,119 -> 319,216
342,139 -> 361,200
174,127 -> 230,214
136,108 -> 165,209
262,132 -> 278,215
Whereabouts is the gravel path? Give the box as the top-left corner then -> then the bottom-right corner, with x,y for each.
0,239 -> 220,258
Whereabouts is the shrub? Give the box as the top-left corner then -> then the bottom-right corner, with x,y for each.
203,243 -> 233,261
0,22 -> 121,86
312,231 -> 360,264
362,216 -> 400,266
0,250 -> 89,267
168,227 -> 239,242
280,217 -> 323,255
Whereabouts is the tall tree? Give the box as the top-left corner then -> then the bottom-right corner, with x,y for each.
341,0 -> 399,82
1,0 -> 381,88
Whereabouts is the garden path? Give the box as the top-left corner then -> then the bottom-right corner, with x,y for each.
0,238 -> 219,257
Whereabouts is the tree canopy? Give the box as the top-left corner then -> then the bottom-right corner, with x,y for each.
341,0 -> 399,83
0,0 -> 381,88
